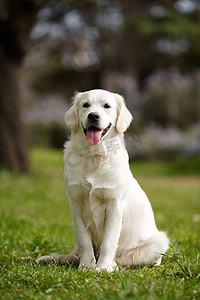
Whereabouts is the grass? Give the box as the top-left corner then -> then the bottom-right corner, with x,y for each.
0,148 -> 200,299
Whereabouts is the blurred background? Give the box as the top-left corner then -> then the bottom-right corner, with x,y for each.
1,0 -> 200,172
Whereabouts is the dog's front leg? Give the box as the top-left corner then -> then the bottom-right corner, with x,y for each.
68,197 -> 96,270
96,202 -> 122,272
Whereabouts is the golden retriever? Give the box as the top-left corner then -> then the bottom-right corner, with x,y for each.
37,89 -> 169,272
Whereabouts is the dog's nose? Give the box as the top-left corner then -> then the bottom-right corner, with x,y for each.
88,112 -> 100,122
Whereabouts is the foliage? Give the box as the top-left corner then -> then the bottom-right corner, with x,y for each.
28,122 -> 68,148
25,0 -> 200,94
131,155 -> 200,177
140,69 -> 200,127
126,123 -> 200,160
0,148 -> 200,299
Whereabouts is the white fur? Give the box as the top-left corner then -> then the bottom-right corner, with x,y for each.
37,89 -> 169,272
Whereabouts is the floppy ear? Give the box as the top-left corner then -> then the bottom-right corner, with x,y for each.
115,94 -> 133,133
65,93 -> 81,131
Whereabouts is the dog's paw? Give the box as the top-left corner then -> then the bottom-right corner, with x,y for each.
36,253 -> 66,263
36,253 -> 73,264
36,254 -> 55,263
36,251 -> 80,265
78,259 -> 96,271
96,261 -> 118,273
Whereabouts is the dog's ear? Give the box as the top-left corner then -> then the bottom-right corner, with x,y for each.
65,92 -> 81,131
115,94 -> 133,133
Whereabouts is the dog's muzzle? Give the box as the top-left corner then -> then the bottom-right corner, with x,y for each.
87,112 -> 100,124
83,123 -> 111,145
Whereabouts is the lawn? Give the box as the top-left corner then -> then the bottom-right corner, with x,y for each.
0,148 -> 200,299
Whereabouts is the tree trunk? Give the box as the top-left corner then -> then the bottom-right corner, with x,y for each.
0,51 -> 29,172
0,0 -> 46,172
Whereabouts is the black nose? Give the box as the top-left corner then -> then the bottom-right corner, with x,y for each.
88,112 -> 100,122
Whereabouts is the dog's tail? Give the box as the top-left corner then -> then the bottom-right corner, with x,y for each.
116,231 -> 169,266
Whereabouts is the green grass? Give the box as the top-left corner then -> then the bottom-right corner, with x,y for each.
0,148 -> 200,299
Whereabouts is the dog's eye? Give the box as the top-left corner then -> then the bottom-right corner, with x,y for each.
104,103 -> 111,109
83,103 -> 90,108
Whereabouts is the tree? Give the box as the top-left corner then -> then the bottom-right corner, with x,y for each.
0,0 -> 46,171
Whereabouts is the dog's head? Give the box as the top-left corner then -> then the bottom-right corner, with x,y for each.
65,89 -> 132,145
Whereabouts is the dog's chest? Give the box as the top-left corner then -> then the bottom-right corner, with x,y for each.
64,149 -> 121,244
68,180 -> 106,249
83,188 -> 107,243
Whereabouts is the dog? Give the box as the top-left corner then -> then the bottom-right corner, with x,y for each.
37,89 -> 169,272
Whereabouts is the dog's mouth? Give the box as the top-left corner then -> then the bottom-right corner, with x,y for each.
83,124 -> 111,145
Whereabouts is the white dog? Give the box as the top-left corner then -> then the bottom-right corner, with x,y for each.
37,89 -> 169,272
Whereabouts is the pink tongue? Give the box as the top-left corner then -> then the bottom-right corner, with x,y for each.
86,127 -> 103,145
